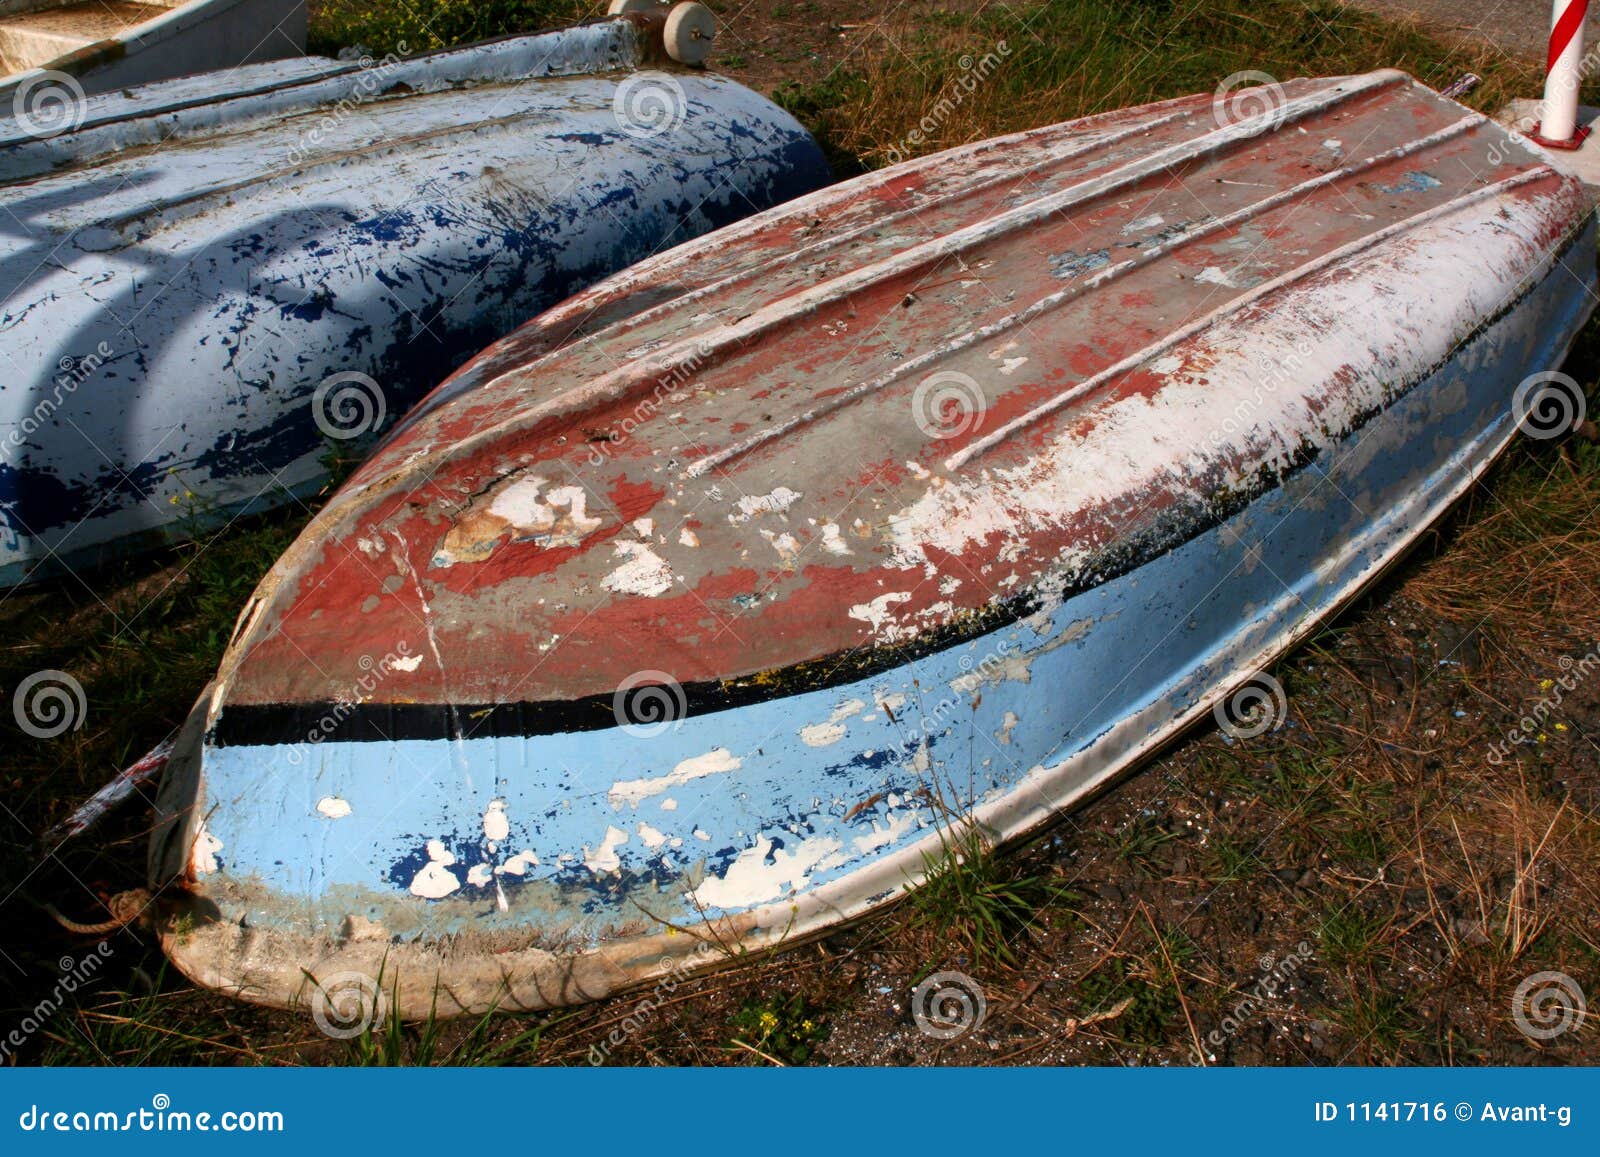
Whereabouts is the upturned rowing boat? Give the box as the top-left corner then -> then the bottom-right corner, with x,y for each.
150,70 -> 1597,1017
0,15 -> 829,585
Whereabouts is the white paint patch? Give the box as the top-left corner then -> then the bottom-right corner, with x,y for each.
997,710 -> 1020,745
689,833 -> 848,909
819,523 -> 851,556
637,822 -> 667,849
999,357 -> 1029,375
391,653 -> 423,672
466,863 -> 493,887
871,690 -> 906,717
409,839 -> 460,899
660,797 -> 679,811
851,810 -> 919,855
315,796 -> 352,819
608,747 -> 742,806
1195,266 -> 1237,287
849,591 -> 912,632
632,518 -> 655,537
762,529 -> 801,561
1123,213 -> 1164,233
583,825 -> 629,875
601,541 -> 674,597
678,527 -> 700,547
800,720 -> 848,747
498,850 -> 539,876
433,473 -> 604,565
483,799 -> 510,845
694,828 -> 711,841
799,697 -> 866,747
190,825 -> 223,875
730,486 -> 802,522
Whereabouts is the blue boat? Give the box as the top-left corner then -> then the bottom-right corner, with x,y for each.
148,71 -> 1595,1018
0,14 -> 830,585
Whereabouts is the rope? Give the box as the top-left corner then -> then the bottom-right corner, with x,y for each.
44,888 -> 153,935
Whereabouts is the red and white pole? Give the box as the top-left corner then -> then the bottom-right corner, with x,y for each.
1534,0 -> 1591,147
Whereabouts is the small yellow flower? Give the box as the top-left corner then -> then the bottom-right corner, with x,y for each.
801,1019 -> 815,1032
758,1010 -> 778,1030
1555,722 -> 1568,732
1536,733 -> 1548,743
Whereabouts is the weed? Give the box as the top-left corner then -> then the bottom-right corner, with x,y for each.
307,0 -> 589,57
905,821 -> 1064,970
1074,958 -> 1179,1046
727,992 -> 826,1065
1317,906 -> 1389,971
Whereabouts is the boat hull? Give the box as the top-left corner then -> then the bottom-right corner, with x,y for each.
0,0 -> 307,99
0,24 -> 830,586
155,215 -> 1597,1017
148,72 -> 1600,1016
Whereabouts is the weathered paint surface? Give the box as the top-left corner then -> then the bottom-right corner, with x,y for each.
151,72 -> 1598,1016
0,20 -> 831,584
0,0 -> 306,99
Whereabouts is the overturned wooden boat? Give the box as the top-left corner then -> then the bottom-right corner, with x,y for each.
0,14 -> 829,586
0,0 -> 305,99
151,71 -> 1597,1017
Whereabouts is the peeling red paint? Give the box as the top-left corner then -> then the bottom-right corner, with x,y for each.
216,74 -> 1591,717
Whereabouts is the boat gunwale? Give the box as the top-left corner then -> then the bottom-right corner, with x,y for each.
0,17 -> 648,164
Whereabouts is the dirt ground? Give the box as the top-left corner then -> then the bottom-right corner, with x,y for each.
1,0 -> 1596,1067
1346,0 -> 1600,63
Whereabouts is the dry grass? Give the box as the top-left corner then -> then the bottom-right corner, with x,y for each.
772,1 -> 1544,172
